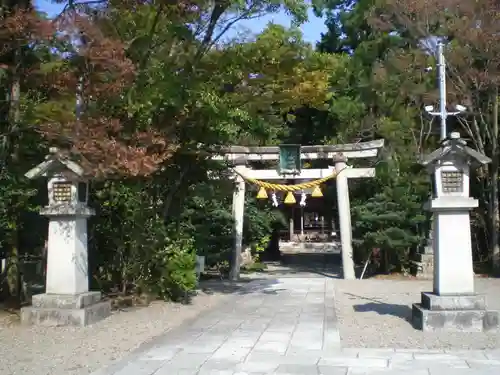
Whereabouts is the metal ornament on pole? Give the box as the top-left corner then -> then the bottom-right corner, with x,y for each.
424,41 -> 466,141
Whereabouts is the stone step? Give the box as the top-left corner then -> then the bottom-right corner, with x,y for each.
412,303 -> 499,332
21,301 -> 111,327
421,292 -> 486,311
31,291 -> 103,309
280,252 -> 341,266
279,241 -> 341,255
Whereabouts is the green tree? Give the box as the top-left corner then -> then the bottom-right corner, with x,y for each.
371,0 -> 500,271
351,158 -> 428,273
310,0 -> 437,271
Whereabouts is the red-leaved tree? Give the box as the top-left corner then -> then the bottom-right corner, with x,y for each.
2,3 -> 175,177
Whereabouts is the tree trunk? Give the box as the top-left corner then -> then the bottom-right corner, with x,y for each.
5,52 -> 21,304
490,87 -> 500,273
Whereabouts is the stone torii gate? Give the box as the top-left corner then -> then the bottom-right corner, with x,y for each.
212,139 -> 385,280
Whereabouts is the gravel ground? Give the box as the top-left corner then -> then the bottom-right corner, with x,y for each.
0,288 -> 230,375
335,277 -> 500,350
3,268 -> 499,374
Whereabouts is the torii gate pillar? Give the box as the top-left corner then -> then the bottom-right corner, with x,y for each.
230,166 -> 246,281
335,157 -> 355,280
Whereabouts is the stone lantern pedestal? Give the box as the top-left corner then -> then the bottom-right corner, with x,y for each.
20,149 -> 111,326
412,133 -> 499,332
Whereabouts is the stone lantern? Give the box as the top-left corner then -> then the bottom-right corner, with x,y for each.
412,133 -> 498,332
21,148 -> 111,326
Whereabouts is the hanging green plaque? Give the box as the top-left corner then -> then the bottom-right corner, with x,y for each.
278,144 -> 301,175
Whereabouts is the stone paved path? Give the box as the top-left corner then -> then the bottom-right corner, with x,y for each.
91,276 -> 500,375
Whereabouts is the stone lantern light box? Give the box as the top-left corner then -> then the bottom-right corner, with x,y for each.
24,148 -> 90,210
412,132 -> 499,332
424,133 -> 486,200
21,148 -> 111,327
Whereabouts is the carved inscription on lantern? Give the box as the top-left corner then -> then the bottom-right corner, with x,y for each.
441,170 -> 463,193
52,182 -> 72,202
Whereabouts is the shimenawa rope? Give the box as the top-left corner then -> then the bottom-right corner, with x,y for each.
232,168 -> 343,192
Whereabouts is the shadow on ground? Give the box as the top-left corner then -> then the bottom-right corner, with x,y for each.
347,292 -> 413,324
199,278 -> 281,296
272,252 -> 342,278
198,252 -> 343,296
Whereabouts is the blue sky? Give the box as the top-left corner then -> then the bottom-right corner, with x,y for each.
33,0 -> 327,44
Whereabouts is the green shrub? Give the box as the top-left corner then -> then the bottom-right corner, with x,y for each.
89,180 -> 198,301
148,237 -> 197,302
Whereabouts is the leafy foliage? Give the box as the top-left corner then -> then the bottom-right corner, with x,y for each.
1,0 -> 499,306
352,163 -> 428,272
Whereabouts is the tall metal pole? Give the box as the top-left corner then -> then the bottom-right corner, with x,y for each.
438,41 -> 447,141
425,42 -> 464,138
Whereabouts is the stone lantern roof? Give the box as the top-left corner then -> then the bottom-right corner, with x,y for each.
25,147 -> 87,180
420,132 -> 491,169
